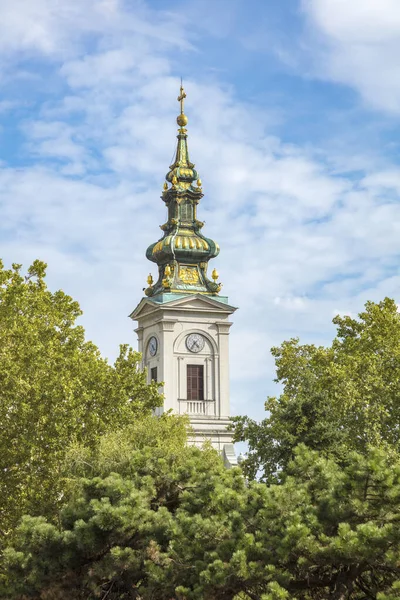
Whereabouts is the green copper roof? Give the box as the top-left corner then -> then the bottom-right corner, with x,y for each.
148,293 -> 231,305
144,84 -> 222,299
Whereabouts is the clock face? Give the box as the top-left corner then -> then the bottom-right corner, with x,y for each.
148,336 -> 158,357
186,333 -> 205,353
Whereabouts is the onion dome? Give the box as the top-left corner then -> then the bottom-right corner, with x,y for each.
144,83 -> 222,298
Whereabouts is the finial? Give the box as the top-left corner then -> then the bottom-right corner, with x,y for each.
147,273 -> 153,286
211,268 -> 219,282
197,178 -> 202,189
164,264 -> 171,277
163,182 -> 168,191
172,175 -> 178,187
177,81 -> 188,127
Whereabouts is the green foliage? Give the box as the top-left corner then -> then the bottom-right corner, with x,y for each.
64,411 -> 194,484
233,298 -> 400,481
0,261 -> 162,532
3,444 -> 400,599
3,283 -> 400,599
2,421 -> 224,599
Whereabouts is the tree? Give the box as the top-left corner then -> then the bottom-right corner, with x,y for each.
233,298 -> 400,481
3,439 -> 400,600
0,260 -> 161,533
166,446 -> 400,600
1,414 -> 222,599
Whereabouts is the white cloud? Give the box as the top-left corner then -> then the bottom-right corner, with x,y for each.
305,0 -> 400,43
303,0 -> 400,113
274,296 -> 308,310
0,0 -> 192,85
21,120 -> 92,173
60,47 -> 170,89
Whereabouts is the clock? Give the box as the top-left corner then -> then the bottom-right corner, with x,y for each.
186,333 -> 205,353
148,336 -> 158,357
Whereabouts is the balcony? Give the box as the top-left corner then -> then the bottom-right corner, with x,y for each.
178,399 -> 216,416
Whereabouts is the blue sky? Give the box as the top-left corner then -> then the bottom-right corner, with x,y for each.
2,0 -> 400,421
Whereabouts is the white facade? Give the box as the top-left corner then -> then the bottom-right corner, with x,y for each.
130,293 -> 237,466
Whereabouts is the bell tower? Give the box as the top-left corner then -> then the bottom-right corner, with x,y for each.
130,85 -> 237,466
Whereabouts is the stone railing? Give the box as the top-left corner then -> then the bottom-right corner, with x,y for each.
178,399 -> 216,416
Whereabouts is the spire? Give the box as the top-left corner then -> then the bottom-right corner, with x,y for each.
166,81 -> 198,188
144,83 -> 221,299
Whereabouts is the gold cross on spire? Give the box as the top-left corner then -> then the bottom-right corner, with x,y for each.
177,81 -> 186,115
176,80 -> 188,128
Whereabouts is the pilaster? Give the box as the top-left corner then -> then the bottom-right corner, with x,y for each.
158,319 -> 177,411
216,322 -> 233,417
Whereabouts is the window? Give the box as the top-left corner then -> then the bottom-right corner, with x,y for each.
187,365 -> 204,400
150,367 -> 158,382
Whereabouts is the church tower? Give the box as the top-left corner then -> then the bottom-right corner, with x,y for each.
130,85 -> 237,466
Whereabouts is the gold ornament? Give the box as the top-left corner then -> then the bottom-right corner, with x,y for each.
177,114 -> 188,127
211,268 -> 219,282
162,264 -> 173,289
197,178 -> 202,188
163,182 -> 168,191
179,266 -> 200,284
177,81 -> 188,128
147,273 -> 153,286
172,175 -> 178,187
